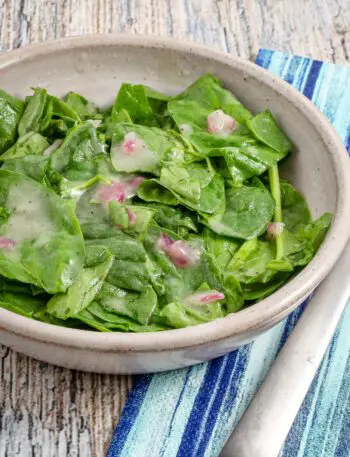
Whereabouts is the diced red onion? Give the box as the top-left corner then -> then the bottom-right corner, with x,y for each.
111,132 -> 157,173
96,176 -> 144,206
156,233 -> 174,251
185,290 -> 225,305
125,176 -> 145,196
43,139 -> 62,156
166,241 -> 198,268
207,110 -> 237,134
127,208 -> 136,225
96,182 -> 126,204
116,191 -> 126,203
122,132 -> 137,155
267,222 -> 285,239
0,237 -> 16,251
156,233 -> 200,268
224,115 -> 235,131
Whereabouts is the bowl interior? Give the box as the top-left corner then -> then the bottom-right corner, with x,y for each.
0,41 -> 336,218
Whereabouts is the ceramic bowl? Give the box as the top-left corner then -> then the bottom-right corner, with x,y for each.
0,35 -> 349,374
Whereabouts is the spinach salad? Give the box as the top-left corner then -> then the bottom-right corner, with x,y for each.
0,75 -> 331,332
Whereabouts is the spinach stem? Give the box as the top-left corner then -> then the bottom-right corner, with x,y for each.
269,165 -> 284,260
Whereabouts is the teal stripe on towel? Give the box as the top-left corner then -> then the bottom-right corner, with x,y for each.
107,51 -> 350,457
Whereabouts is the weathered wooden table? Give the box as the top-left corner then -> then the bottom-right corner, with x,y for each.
0,1 -> 348,455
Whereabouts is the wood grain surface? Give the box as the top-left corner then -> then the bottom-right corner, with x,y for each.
0,1 -> 349,456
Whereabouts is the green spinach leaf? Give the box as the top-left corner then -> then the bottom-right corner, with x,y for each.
46,245 -> 113,319
0,170 -> 85,293
18,88 -> 52,136
64,92 -> 102,120
111,123 -> 184,174
0,132 -> 49,161
246,110 -> 293,154
204,184 -> 275,239
0,89 -> 24,154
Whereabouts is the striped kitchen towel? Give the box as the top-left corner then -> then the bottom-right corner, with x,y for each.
107,50 -> 350,457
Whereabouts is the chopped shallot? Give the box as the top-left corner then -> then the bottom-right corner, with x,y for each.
267,222 -> 285,239
96,182 -> 126,204
185,290 -> 225,305
156,233 -> 173,251
111,131 -> 158,173
127,208 -> 136,225
96,176 -> 145,205
0,237 -> 16,251
122,132 -> 137,155
126,176 -> 145,196
156,233 -> 200,268
207,110 -> 237,135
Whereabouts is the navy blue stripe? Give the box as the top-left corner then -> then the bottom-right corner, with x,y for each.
159,367 -> 193,457
345,126 -> 350,154
220,344 -> 253,419
195,348 -> 250,457
255,49 -> 273,69
277,300 -> 308,354
303,60 -> 323,100
176,355 -> 229,457
106,374 -> 153,457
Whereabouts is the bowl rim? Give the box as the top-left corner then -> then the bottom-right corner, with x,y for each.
0,33 -> 349,353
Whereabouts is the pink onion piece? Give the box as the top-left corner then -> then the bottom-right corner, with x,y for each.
122,132 -> 137,155
167,241 -> 200,268
207,109 -> 237,134
156,233 -> 200,268
96,182 -> 126,204
127,208 -> 136,225
0,237 -> 16,251
267,222 -> 285,239
156,233 -> 174,251
96,176 -> 145,206
125,176 -> 145,197
116,191 -> 126,203
185,290 -> 225,305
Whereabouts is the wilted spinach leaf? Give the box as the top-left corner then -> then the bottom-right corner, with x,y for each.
203,184 -> 275,239
0,170 -> 85,293
0,89 -> 24,153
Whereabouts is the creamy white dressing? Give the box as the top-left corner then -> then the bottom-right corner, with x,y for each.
5,182 -> 55,248
179,124 -> 193,135
167,148 -> 185,161
208,220 -> 229,234
87,119 -> 102,128
66,187 -> 87,199
111,132 -> 158,172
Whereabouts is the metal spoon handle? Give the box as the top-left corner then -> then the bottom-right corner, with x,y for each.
221,242 -> 350,457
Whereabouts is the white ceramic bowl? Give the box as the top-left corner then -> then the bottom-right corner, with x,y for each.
0,35 -> 349,374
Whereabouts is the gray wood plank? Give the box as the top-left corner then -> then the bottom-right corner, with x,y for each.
0,1 -> 348,455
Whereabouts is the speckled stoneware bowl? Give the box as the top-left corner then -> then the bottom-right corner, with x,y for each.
0,35 -> 349,374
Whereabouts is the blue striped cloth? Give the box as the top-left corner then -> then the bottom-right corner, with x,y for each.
107,50 -> 350,457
